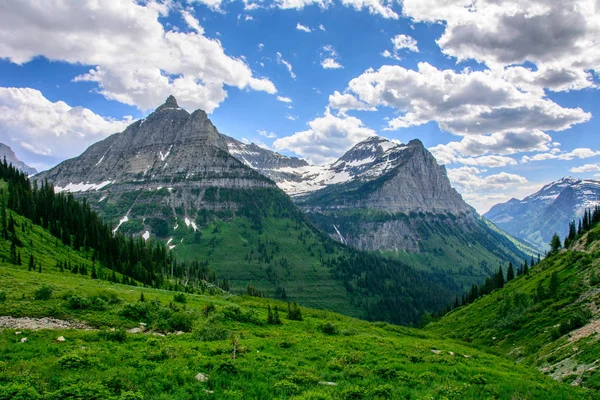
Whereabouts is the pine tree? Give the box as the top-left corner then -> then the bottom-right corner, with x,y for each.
549,271 -> 559,298
16,251 -> 21,266
506,262 -> 515,282
550,233 -> 562,253
267,305 -> 274,324
139,292 -> 145,302
523,260 -> 529,275
273,306 -> 282,325
287,301 -> 303,321
91,265 -> 98,279
496,266 -> 505,289
9,242 -> 17,265
28,254 -> 34,272
38,263 -> 42,273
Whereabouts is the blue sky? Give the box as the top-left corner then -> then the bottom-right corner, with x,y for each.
0,0 -> 599,213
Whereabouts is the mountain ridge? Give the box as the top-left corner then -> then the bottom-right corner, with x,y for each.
0,143 -> 37,175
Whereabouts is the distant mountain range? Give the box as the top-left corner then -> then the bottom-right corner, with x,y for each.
485,177 -> 600,251
37,96 -> 526,299
0,143 -> 37,175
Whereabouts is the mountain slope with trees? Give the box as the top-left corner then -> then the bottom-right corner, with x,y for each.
428,207 -> 600,389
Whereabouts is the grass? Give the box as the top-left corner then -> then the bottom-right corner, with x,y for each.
429,224 -> 600,389
0,262 -> 591,399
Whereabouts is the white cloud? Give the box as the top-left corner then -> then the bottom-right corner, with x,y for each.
270,0 -> 399,19
571,163 -> 600,173
320,45 -> 343,69
189,0 -> 226,12
296,22 -> 312,32
258,130 -> 277,139
285,114 -> 298,121
521,148 -> 600,163
258,43 -> 264,51
319,24 -> 326,31
391,34 -> 419,52
321,58 -> 344,69
273,108 -> 376,164
328,91 -> 375,111
381,49 -> 400,60
276,52 -> 297,79
447,166 -> 533,213
0,0 -> 276,113
336,63 -> 590,135
277,96 -> 293,103
0,87 -> 132,166
456,155 -> 517,168
401,0 -> 599,92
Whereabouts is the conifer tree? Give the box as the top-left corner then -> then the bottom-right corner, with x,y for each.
496,266 -> 505,289
139,292 -> 145,302
38,263 -> 42,273
273,306 -> 282,325
91,265 -> 98,279
28,254 -> 34,271
506,262 -> 515,282
550,233 -> 562,253
267,305 -> 274,324
9,242 -> 17,265
549,271 -> 559,298
16,251 -> 21,266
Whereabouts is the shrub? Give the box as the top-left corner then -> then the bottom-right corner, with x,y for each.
119,392 -> 144,400
46,382 -> 111,400
99,328 -> 127,342
274,380 -> 301,395
168,312 -> 194,332
319,322 -> 339,335
0,383 -> 41,400
289,371 -> 320,385
58,353 -> 91,369
341,386 -> 367,399
203,302 -> 216,316
173,293 -> 187,303
197,324 -> 229,341
120,301 -> 155,321
371,384 -> 392,398
0,291 -> 6,302
215,361 -> 237,375
66,294 -> 89,310
33,284 -> 53,300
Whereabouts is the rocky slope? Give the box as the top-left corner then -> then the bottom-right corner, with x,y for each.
290,137 -> 527,286
0,143 -> 37,175
485,177 -> 600,251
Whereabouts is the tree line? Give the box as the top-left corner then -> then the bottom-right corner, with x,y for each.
0,159 -> 228,291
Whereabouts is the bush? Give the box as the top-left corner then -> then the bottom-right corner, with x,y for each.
319,322 -> 339,335
119,392 -> 144,400
341,386 -> 367,400
58,353 -> 91,369
274,380 -> 301,395
173,293 -> 187,303
33,284 -> 53,300
99,328 -> 127,342
0,291 -> 6,302
47,382 -> 111,400
215,361 -> 237,375
0,383 -> 41,400
168,312 -> 194,332
197,324 -> 229,341
66,294 -> 89,310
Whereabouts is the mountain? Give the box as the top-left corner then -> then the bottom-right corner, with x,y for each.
485,177 -> 600,251
0,143 -> 37,175
284,137 -> 528,287
35,96 -> 460,325
429,213 -> 600,390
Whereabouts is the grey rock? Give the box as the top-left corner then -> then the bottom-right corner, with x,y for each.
485,177 -> 600,251
0,143 -> 37,175
195,373 -> 209,382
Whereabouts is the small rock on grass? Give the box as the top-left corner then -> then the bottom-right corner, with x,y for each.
57,336 -> 65,342
195,373 -> 209,382
20,337 -> 27,343
318,381 -> 337,386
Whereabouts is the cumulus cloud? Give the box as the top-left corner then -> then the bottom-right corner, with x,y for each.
391,34 -> 419,52
258,130 -> 277,139
337,63 -> 590,134
276,52 -> 297,79
277,96 -> 293,103
401,0 -> 599,92
0,0 -> 276,113
321,58 -> 343,69
521,148 -> 600,163
266,0 -> 399,19
447,166 -> 533,212
571,163 -> 600,173
0,87 -> 132,169
273,109 -> 376,164
328,91 -> 375,111
296,22 -> 312,32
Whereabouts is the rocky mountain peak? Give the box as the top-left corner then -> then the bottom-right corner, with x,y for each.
155,95 -> 181,112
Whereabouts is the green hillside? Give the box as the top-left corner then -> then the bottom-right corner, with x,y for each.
0,252 -> 590,399
428,220 -> 600,389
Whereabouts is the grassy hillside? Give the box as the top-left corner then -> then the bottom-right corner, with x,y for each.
0,260 -> 591,399
428,224 -> 600,389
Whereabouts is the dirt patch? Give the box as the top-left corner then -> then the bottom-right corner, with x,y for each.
569,319 -> 600,343
0,316 -> 92,330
